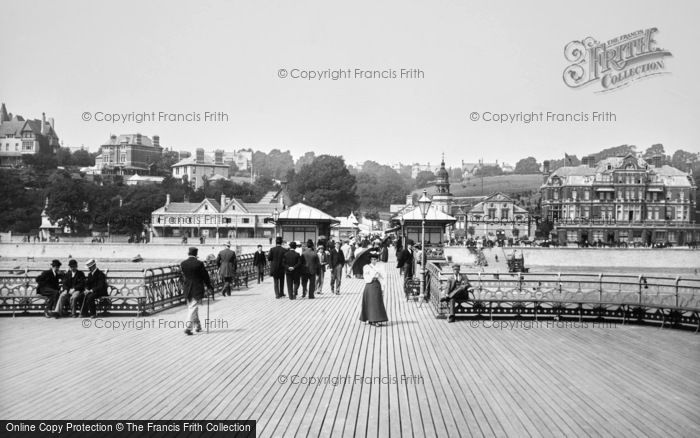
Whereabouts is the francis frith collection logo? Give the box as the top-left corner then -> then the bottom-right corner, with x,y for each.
563,28 -> 672,92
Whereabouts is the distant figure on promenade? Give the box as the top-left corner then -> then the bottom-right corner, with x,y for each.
55,259 -> 85,318
440,264 -> 472,323
301,240 -> 319,299
359,251 -> 388,326
36,259 -> 62,318
253,244 -> 267,284
216,242 -> 237,296
180,247 -> 213,335
341,240 -> 353,278
316,243 -> 329,294
268,237 -> 287,299
396,239 -> 416,282
81,259 -> 108,319
283,241 -> 303,299
329,240 -> 345,294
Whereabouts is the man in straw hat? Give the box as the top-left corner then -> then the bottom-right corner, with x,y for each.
181,247 -> 213,335
81,259 -> 108,318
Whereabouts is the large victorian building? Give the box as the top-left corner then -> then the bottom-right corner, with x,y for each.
541,154 -> 698,245
94,133 -> 163,175
0,103 -> 60,166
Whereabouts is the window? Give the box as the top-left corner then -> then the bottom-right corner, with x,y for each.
501,209 -> 509,220
242,218 -> 250,224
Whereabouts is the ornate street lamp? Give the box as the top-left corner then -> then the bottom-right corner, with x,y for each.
417,190 -> 432,299
273,208 -> 280,241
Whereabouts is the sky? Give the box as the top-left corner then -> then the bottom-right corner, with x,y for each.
1,0 -> 699,168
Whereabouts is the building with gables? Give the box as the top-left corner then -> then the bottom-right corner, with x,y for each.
0,103 -> 60,166
466,192 -> 530,241
150,186 -> 291,240
541,154 -> 699,245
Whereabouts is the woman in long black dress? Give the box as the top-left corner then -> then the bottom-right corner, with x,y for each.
359,251 -> 388,326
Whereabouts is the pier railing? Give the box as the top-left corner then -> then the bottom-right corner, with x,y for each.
425,261 -> 700,330
0,253 -> 269,316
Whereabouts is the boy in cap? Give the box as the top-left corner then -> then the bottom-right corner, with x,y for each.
36,259 -> 63,318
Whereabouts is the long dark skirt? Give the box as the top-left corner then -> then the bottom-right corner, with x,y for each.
359,280 -> 388,323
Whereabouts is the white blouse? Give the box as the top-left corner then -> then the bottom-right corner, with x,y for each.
363,263 -> 386,289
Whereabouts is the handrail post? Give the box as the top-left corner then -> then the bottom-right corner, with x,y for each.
598,273 -> 603,303
557,272 -> 562,296
675,276 -> 680,308
638,275 -> 643,304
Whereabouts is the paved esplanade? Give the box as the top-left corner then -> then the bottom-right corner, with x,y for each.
1,260 -> 698,437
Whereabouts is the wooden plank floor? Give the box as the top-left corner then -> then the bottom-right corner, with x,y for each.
1,257 -> 699,438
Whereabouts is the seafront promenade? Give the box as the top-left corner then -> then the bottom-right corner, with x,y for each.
1,259 -> 698,437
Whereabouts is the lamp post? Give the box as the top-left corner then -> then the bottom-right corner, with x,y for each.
273,208 -> 279,242
417,190 -> 432,299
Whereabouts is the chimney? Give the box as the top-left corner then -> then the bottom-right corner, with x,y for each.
153,135 -> 160,148
215,149 -> 223,165
652,154 -> 663,168
136,133 -> 142,145
406,194 -> 413,205
110,134 -> 117,142
220,193 -> 226,208
165,193 -> 171,209
48,117 -> 55,130
196,148 -> 205,163
543,160 -> 551,183
41,112 -> 46,133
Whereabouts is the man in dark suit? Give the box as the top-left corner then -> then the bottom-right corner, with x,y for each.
301,240 -> 320,299
440,264 -> 472,323
55,259 -> 86,318
282,241 -> 303,299
216,242 -> 237,296
329,240 -> 345,294
253,244 -> 267,284
267,236 -> 287,298
180,247 -> 213,335
81,259 -> 108,318
36,259 -> 62,318
396,239 -> 416,282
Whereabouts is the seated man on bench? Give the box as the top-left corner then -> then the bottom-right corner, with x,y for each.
54,259 -> 86,318
36,259 -> 63,318
80,259 -> 108,318
440,264 -> 472,323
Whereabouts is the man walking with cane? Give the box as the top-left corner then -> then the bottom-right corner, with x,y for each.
181,247 -> 213,335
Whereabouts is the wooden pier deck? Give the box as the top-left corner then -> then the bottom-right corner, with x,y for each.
1,262 -> 698,437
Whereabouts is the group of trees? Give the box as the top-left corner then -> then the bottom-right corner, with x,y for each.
511,144 -> 698,175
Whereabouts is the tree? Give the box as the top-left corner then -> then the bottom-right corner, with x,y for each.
356,161 -> 409,213
414,170 -> 435,189
288,155 -> 358,216
295,151 -> 316,172
514,157 -> 541,174
643,144 -> 665,159
670,149 -> 697,171
72,149 -> 95,167
44,171 -> 93,233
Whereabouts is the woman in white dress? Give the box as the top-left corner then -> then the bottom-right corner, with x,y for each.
359,251 -> 388,326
